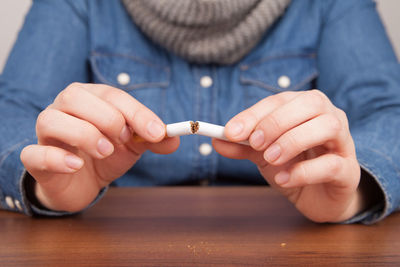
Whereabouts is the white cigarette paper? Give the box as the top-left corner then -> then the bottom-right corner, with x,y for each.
196,121 -> 225,139
166,121 -> 249,146
196,121 -> 249,145
166,121 -> 193,137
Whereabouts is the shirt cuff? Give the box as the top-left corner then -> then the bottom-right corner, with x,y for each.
0,137 -> 107,216
342,145 -> 400,224
22,170 -> 108,216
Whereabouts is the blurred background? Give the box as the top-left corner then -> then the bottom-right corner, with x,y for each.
0,0 -> 399,73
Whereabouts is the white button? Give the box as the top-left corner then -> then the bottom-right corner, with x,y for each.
200,76 -> 213,88
199,143 -> 212,156
5,196 -> 15,209
117,72 -> 130,86
15,199 -> 22,211
277,75 -> 291,89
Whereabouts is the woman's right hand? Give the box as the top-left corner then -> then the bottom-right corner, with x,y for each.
20,83 -> 179,212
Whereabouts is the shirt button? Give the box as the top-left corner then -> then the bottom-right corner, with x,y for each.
117,72 -> 130,86
5,196 -> 15,209
199,143 -> 212,156
277,75 -> 291,89
200,76 -> 213,88
15,199 -> 23,211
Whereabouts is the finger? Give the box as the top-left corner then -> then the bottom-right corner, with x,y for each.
274,154 -> 355,189
248,90 -> 335,151
224,91 -> 297,141
53,83 -> 129,144
212,138 -> 267,167
147,136 -> 180,154
263,113 -> 349,165
36,108 -> 114,159
20,145 -> 84,179
76,83 -> 166,143
125,136 -> 181,155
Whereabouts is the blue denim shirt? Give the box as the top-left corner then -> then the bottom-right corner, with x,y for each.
1,0 -> 400,223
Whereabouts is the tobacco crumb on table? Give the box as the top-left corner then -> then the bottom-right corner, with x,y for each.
187,242 -> 214,256
280,242 -> 287,247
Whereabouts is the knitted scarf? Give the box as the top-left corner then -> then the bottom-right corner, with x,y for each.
122,0 -> 291,64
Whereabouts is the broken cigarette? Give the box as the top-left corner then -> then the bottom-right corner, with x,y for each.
133,121 -> 249,145
165,121 -> 194,136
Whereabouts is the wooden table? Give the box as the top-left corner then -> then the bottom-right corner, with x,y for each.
0,187 -> 399,266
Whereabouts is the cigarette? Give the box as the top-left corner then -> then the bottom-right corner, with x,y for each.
132,121 -> 249,146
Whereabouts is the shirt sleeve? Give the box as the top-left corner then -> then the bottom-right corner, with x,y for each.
317,0 -> 400,224
0,0 -> 103,216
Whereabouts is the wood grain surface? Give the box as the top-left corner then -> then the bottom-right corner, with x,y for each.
0,187 -> 399,266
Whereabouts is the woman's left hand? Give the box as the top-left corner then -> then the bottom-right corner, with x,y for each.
213,90 -> 362,223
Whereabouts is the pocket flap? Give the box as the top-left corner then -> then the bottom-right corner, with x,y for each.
240,53 -> 318,92
90,52 -> 170,90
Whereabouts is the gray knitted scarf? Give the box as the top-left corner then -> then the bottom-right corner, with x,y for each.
122,0 -> 291,64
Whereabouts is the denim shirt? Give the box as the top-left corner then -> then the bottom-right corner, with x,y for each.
1,0 -> 399,223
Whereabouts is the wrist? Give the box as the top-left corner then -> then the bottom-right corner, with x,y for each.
24,172 -> 52,211
334,167 -> 384,223
34,182 -> 56,211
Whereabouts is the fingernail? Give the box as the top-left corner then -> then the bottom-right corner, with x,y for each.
275,171 -> 290,185
97,138 -> 114,157
65,155 -> 84,170
147,120 -> 165,139
227,121 -> 243,137
119,125 -> 131,143
249,130 -> 264,148
265,143 -> 281,162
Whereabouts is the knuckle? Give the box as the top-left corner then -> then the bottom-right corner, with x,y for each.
265,113 -> 283,133
57,83 -> 82,106
67,82 -> 83,89
284,131 -> 301,153
327,156 -> 342,176
100,86 -> 128,105
326,114 -> 342,134
20,146 -> 30,164
36,109 -> 54,132
103,110 -> 125,131
306,90 -> 327,110
132,104 -> 156,127
271,93 -> 287,107
295,163 -> 308,185
99,88 -> 116,102
310,89 -> 327,99
339,109 -> 348,121
279,91 -> 296,99
336,108 -> 349,126
245,110 -> 260,127
130,105 -> 142,123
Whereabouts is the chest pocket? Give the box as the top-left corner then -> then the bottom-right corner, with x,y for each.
90,52 -> 170,119
239,53 -> 318,107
